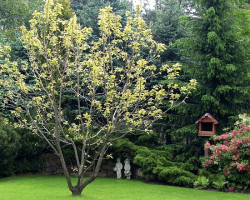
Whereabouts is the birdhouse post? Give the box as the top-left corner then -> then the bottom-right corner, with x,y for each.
196,113 -> 218,156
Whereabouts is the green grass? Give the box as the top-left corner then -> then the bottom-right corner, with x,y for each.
0,175 -> 249,200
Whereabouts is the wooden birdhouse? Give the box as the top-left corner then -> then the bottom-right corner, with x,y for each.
196,113 -> 218,137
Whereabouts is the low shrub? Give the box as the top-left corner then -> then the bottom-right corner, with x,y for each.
194,176 -> 209,189
198,168 -> 211,178
212,175 -> 228,190
112,139 -> 138,159
0,122 -> 20,177
135,132 -> 159,148
174,176 -> 195,187
13,128 -> 47,173
14,158 -> 44,173
0,119 -> 47,176
112,136 -> 200,188
156,166 -> 196,186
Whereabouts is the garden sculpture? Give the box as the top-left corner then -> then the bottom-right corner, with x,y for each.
124,158 -> 131,179
114,158 -> 123,178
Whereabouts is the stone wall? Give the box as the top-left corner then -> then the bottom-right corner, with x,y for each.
42,153 -> 64,175
42,153 -> 147,180
42,153 -> 116,177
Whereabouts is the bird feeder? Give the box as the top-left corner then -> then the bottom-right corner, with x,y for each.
196,113 -> 219,157
196,113 -> 218,137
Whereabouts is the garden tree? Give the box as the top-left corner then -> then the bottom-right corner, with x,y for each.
146,0 -> 186,62
0,0 -> 44,42
141,0 -> 189,144
0,0 -> 30,41
176,0 -> 250,132
0,0 -> 196,195
55,0 -> 75,20
0,0 -> 45,76
71,0 -> 132,37
0,0 -> 73,118
0,0 -> 70,54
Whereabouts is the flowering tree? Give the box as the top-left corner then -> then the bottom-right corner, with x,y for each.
0,0 -> 196,195
204,125 -> 250,190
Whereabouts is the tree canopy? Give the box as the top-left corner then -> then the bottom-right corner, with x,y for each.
0,0 -> 196,195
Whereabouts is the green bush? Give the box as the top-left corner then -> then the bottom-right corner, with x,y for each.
14,158 -> 44,173
212,176 -> 228,190
0,121 -> 47,176
174,176 -> 195,187
198,168 -> 211,178
194,176 -> 209,189
134,148 -> 159,174
156,166 -> 196,186
111,137 -> 201,189
13,129 -> 46,173
0,123 -> 20,177
112,139 -> 138,159
134,147 -> 175,175
135,132 -> 159,148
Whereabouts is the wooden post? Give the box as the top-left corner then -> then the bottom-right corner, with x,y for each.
204,142 -> 209,157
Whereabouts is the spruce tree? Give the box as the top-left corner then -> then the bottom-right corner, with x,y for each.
177,0 -> 250,131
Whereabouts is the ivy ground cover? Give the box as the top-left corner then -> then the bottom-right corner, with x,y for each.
0,175 -> 249,200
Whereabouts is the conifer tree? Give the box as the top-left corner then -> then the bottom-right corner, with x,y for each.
177,0 -> 250,131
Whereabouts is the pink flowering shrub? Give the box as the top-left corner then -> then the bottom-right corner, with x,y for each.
204,125 -> 250,190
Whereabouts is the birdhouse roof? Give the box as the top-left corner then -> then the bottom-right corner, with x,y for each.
195,113 -> 219,124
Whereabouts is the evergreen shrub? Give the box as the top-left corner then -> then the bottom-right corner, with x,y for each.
157,166 -> 196,186
174,176 -> 195,187
112,138 -> 138,159
212,175 -> 228,190
194,176 -> 209,189
13,129 -> 46,173
0,123 -> 20,177
112,137 -> 198,187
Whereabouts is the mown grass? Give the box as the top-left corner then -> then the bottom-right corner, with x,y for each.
0,175 -> 249,200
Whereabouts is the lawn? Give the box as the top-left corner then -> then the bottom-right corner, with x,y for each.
0,175 -> 249,200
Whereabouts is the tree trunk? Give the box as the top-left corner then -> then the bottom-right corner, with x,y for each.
71,186 -> 84,196
72,134 -> 110,195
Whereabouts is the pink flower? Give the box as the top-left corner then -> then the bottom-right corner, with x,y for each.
203,159 -> 212,167
213,136 -> 219,141
229,146 -> 235,151
242,125 -> 249,132
237,163 -> 244,171
231,130 -> 237,137
236,163 -> 248,171
220,145 -> 229,151
220,133 -> 228,140
224,171 -> 229,176
228,187 -> 234,192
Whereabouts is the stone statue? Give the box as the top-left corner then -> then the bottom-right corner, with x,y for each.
124,158 -> 131,179
114,158 -> 123,178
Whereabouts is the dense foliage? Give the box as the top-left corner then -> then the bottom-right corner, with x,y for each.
177,0 -> 250,129
0,0 -> 249,194
0,119 -> 20,177
112,138 -> 200,187
0,117 -> 46,177
0,0 -> 196,195
204,125 -> 250,190
71,0 -> 132,37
